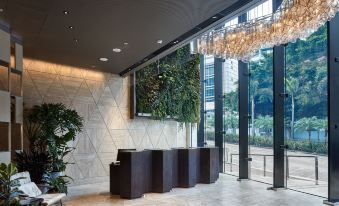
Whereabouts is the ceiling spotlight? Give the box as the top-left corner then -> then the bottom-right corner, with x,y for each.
63,10 -> 69,15
173,40 -> 179,44
212,16 -> 218,19
99,57 -> 108,62
123,42 -> 129,45
68,26 -> 74,29
157,39 -> 163,44
113,48 -> 122,53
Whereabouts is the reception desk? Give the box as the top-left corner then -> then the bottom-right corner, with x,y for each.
178,148 -> 199,188
199,147 -> 219,183
110,147 -> 219,199
152,149 -> 173,193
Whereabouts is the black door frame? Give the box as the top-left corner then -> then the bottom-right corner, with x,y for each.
271,45 -> 286,189
326,13 -> 339,205
198,55 -> 205,147
238,60 -> 250,180
214,57 -> 224,172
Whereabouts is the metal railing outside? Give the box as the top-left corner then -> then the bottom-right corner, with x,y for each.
223,152 -> 319,185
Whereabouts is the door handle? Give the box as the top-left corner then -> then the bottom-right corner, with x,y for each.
280,145 -> 289,149
279,93 -> 289,98
243,115 -> 251,119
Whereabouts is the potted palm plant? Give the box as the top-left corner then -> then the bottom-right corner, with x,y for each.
24,103 -> 83,193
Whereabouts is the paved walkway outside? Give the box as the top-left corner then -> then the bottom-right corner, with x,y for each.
223,143 -> 328,197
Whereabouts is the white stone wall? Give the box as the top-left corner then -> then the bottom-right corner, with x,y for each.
23,59 -> 187,185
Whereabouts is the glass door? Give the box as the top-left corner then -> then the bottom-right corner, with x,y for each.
222,17 -> 240,175
223,58 -> 239,175
248,48 -> 274,184
284,24 -> 328,197
204,55 -> 215,146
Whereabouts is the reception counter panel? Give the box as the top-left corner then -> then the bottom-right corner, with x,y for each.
110,147 -> 219,199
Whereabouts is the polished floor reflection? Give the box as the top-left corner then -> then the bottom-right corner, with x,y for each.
65,174 -> 323,206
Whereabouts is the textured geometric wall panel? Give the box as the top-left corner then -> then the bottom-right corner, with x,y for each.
23,59 -> 186,185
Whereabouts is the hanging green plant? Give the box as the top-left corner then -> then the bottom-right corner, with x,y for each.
136,45 -> 200,124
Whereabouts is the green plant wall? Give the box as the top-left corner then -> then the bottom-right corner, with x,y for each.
136,45 -> 200,124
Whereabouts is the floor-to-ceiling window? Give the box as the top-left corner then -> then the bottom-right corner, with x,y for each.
196,0 -> 337,200
204,55 -> 215,146
247,0 -> 272,20
247,0 -> 274,184
222,0 -> 274,176
248,48 -> 274,184
284,24 -> 328,197
223,54 -> 239,175
222,17 -> 240,175
199,1 -> 330,197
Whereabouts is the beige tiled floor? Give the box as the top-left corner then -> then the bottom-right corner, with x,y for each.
65,174 -> 324,206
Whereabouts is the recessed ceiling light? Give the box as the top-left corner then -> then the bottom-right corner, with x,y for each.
157,39 -> 163,44
113,48 -> 122,53
68,26 -> 73,29
99,57 -> 108,62
173,40 -> 179,44
212,16 -> 218,19
124,42 -> 128,45
73,38 -> 79,43
63,10 -> 69,15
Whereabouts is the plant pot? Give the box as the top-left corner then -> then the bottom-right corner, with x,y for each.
37,184 -> 50,194
50,171 -> 64,178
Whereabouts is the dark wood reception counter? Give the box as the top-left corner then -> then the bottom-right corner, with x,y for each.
178,148 -> 199,188
110,147 -> 219,199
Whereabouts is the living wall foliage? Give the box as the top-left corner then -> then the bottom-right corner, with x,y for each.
136,45 -> 200,123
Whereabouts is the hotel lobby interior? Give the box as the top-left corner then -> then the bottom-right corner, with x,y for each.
1,0 -> 339,205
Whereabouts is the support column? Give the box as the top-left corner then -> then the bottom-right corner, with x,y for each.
238,61 -> 249,179
214,57 -> 224,172
272,45 -> 286,189
197,55 -> 205,147
325,13 -> 339,205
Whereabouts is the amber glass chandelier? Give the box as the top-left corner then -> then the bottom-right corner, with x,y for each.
197,0 -> 339,61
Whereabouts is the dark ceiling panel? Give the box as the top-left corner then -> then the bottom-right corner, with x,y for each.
0,0 -> 237,74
